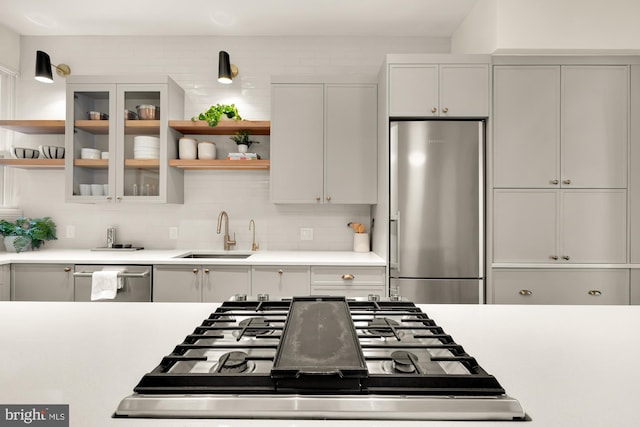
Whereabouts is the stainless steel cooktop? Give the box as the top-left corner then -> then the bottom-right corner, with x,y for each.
114,296 -> 526,421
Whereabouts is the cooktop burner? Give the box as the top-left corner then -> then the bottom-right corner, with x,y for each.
115,296 -> 526,421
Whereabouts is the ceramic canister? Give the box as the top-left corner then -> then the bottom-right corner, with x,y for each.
178,137 -> 197,160
198,141 -> 216,160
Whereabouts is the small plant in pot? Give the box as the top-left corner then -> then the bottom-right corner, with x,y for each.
0,217 -> 57,253
191,104 -> 241,127
230,130 -> 259,153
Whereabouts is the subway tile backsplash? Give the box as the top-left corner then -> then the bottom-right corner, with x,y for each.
11,35 -> 448,250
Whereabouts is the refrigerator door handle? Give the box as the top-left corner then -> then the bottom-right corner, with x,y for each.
390,210 -> 400,273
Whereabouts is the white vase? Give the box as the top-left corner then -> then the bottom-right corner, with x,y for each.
4,236 -> 31,253
237,144 -> 248,154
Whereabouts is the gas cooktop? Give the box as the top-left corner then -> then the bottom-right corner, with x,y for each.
114,296 -> 526,420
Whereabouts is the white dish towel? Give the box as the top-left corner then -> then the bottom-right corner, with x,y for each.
91,267 -> 126,301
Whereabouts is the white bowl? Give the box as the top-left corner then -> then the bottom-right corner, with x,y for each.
134,136 -> 160,145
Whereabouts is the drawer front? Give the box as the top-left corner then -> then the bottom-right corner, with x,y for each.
311,266 -> 385,286
311,286 -> 386,298
493,269 -> 629,305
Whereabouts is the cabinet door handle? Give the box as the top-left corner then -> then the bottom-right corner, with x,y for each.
442,107 -> 449,113
64,267 -> 71,272
278,269 -> 283,275
116,196 -> 123,201
204,269 -> 209,274
326,196 -> 332,202
519,289 -> 532,296
106,196 -> 113,201
562,179 -> 571,185
342,274 -> 355,280
588,290 -> 602,296
316,196 -> 321,202
550,179 -> 559,185
562,255 -> 570,261
431,107 -> 437,113
192,268 -> 198,274
550,255 -> 559,260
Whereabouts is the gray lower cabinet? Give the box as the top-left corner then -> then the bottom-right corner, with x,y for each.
251,266 -> 310,299
310,266 -> 386,298
11,264 -> 74,301
153,265 -> 251,302
492,269 -> 629,305
630,270 -> 640,305
0,265 -> 9,301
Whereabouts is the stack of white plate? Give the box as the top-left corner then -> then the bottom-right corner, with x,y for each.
80,148 -> 101,159
133,136 -> 160,159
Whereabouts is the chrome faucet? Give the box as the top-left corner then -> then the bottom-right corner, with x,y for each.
249,219 -> 259,251
216,210 -> 236,251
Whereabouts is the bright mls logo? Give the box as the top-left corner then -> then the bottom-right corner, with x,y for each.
0,405 -> 68,426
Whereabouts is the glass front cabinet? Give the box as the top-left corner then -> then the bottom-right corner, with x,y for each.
65,76 -> 185,203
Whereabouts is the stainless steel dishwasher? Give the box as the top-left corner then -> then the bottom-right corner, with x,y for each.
73,265 -> 152,302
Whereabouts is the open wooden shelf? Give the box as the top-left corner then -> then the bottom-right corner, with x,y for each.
74,120 -> 160,135
0,120 -> 65,134
74,159 -> 160,169
0,159 -> 64,169
168,159 -> 270,170
169,120 -> 270,135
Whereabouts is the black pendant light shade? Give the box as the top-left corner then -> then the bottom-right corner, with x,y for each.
35,50 -> 54,83
35,50 -> 71,83
218,50 -> 238,84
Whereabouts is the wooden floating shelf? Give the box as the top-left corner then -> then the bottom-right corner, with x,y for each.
0,120 -> 65,134
0,159 -> 64,169
169,159 -> 270,170
74,120 -> 160,135
74,159 -> 160,169
169,120 -> 270,135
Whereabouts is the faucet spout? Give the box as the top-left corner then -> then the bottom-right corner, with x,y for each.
216,210 -> 236,251
249,219 -> 259,251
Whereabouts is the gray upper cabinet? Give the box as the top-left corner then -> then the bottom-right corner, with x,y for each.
493,65 -> 628,189
493,66 -> 560,188
389,64 -> 489,117
561,66 -> 628,189
270,81 -> 377,204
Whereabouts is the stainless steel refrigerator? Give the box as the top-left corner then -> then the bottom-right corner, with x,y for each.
390,120 -> 484,304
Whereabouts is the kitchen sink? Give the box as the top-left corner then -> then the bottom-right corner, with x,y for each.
174,253 -> 251,259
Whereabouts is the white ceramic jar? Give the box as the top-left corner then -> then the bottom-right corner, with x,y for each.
178,137 -> 197,160
197,141 -> 216,160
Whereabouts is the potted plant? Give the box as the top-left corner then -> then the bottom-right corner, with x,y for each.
0,217 -> 57,253
230,130 -> 259,153
191,104 -> 241,127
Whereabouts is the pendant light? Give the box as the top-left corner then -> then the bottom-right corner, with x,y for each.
218,51 -> 238,84
35,50 -> 71,83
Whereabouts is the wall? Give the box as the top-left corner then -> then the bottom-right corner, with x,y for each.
12,35 -> 449,251
452,0 -> 640,54
0,23 -> 20,72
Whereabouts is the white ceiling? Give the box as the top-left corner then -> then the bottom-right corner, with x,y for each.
0,0 -> 478,37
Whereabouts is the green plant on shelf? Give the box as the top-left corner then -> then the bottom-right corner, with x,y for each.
230,130 -> 259,149
191,104 -> 241,127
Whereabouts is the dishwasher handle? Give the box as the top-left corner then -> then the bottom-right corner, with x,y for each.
73,270 -> 150,278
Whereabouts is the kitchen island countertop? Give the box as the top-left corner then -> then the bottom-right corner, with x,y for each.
0,249 -> 385,266
0,302 -> 638,427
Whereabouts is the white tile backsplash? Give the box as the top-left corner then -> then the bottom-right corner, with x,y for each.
11,35 -> 448,250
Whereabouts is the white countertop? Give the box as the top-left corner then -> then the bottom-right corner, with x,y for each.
0,302 -> 638,427
0,249 -> 386,266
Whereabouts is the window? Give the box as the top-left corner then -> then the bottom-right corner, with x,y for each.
0,66 -> 17,207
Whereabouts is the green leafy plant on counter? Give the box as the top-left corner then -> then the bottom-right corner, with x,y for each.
0,217 -> 57,252
191,104 -> 241,127
230,130 -> 259,149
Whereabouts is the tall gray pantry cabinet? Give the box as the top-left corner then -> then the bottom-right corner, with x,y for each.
491,59 -> 631,304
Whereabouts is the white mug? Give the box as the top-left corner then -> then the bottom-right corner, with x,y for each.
79,184 -> 91,196
179,137 -> 197,160
198,142 -> 216,160
91,184 -> 104,196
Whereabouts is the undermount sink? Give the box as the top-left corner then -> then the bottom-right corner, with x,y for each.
175,252 -> 251,259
